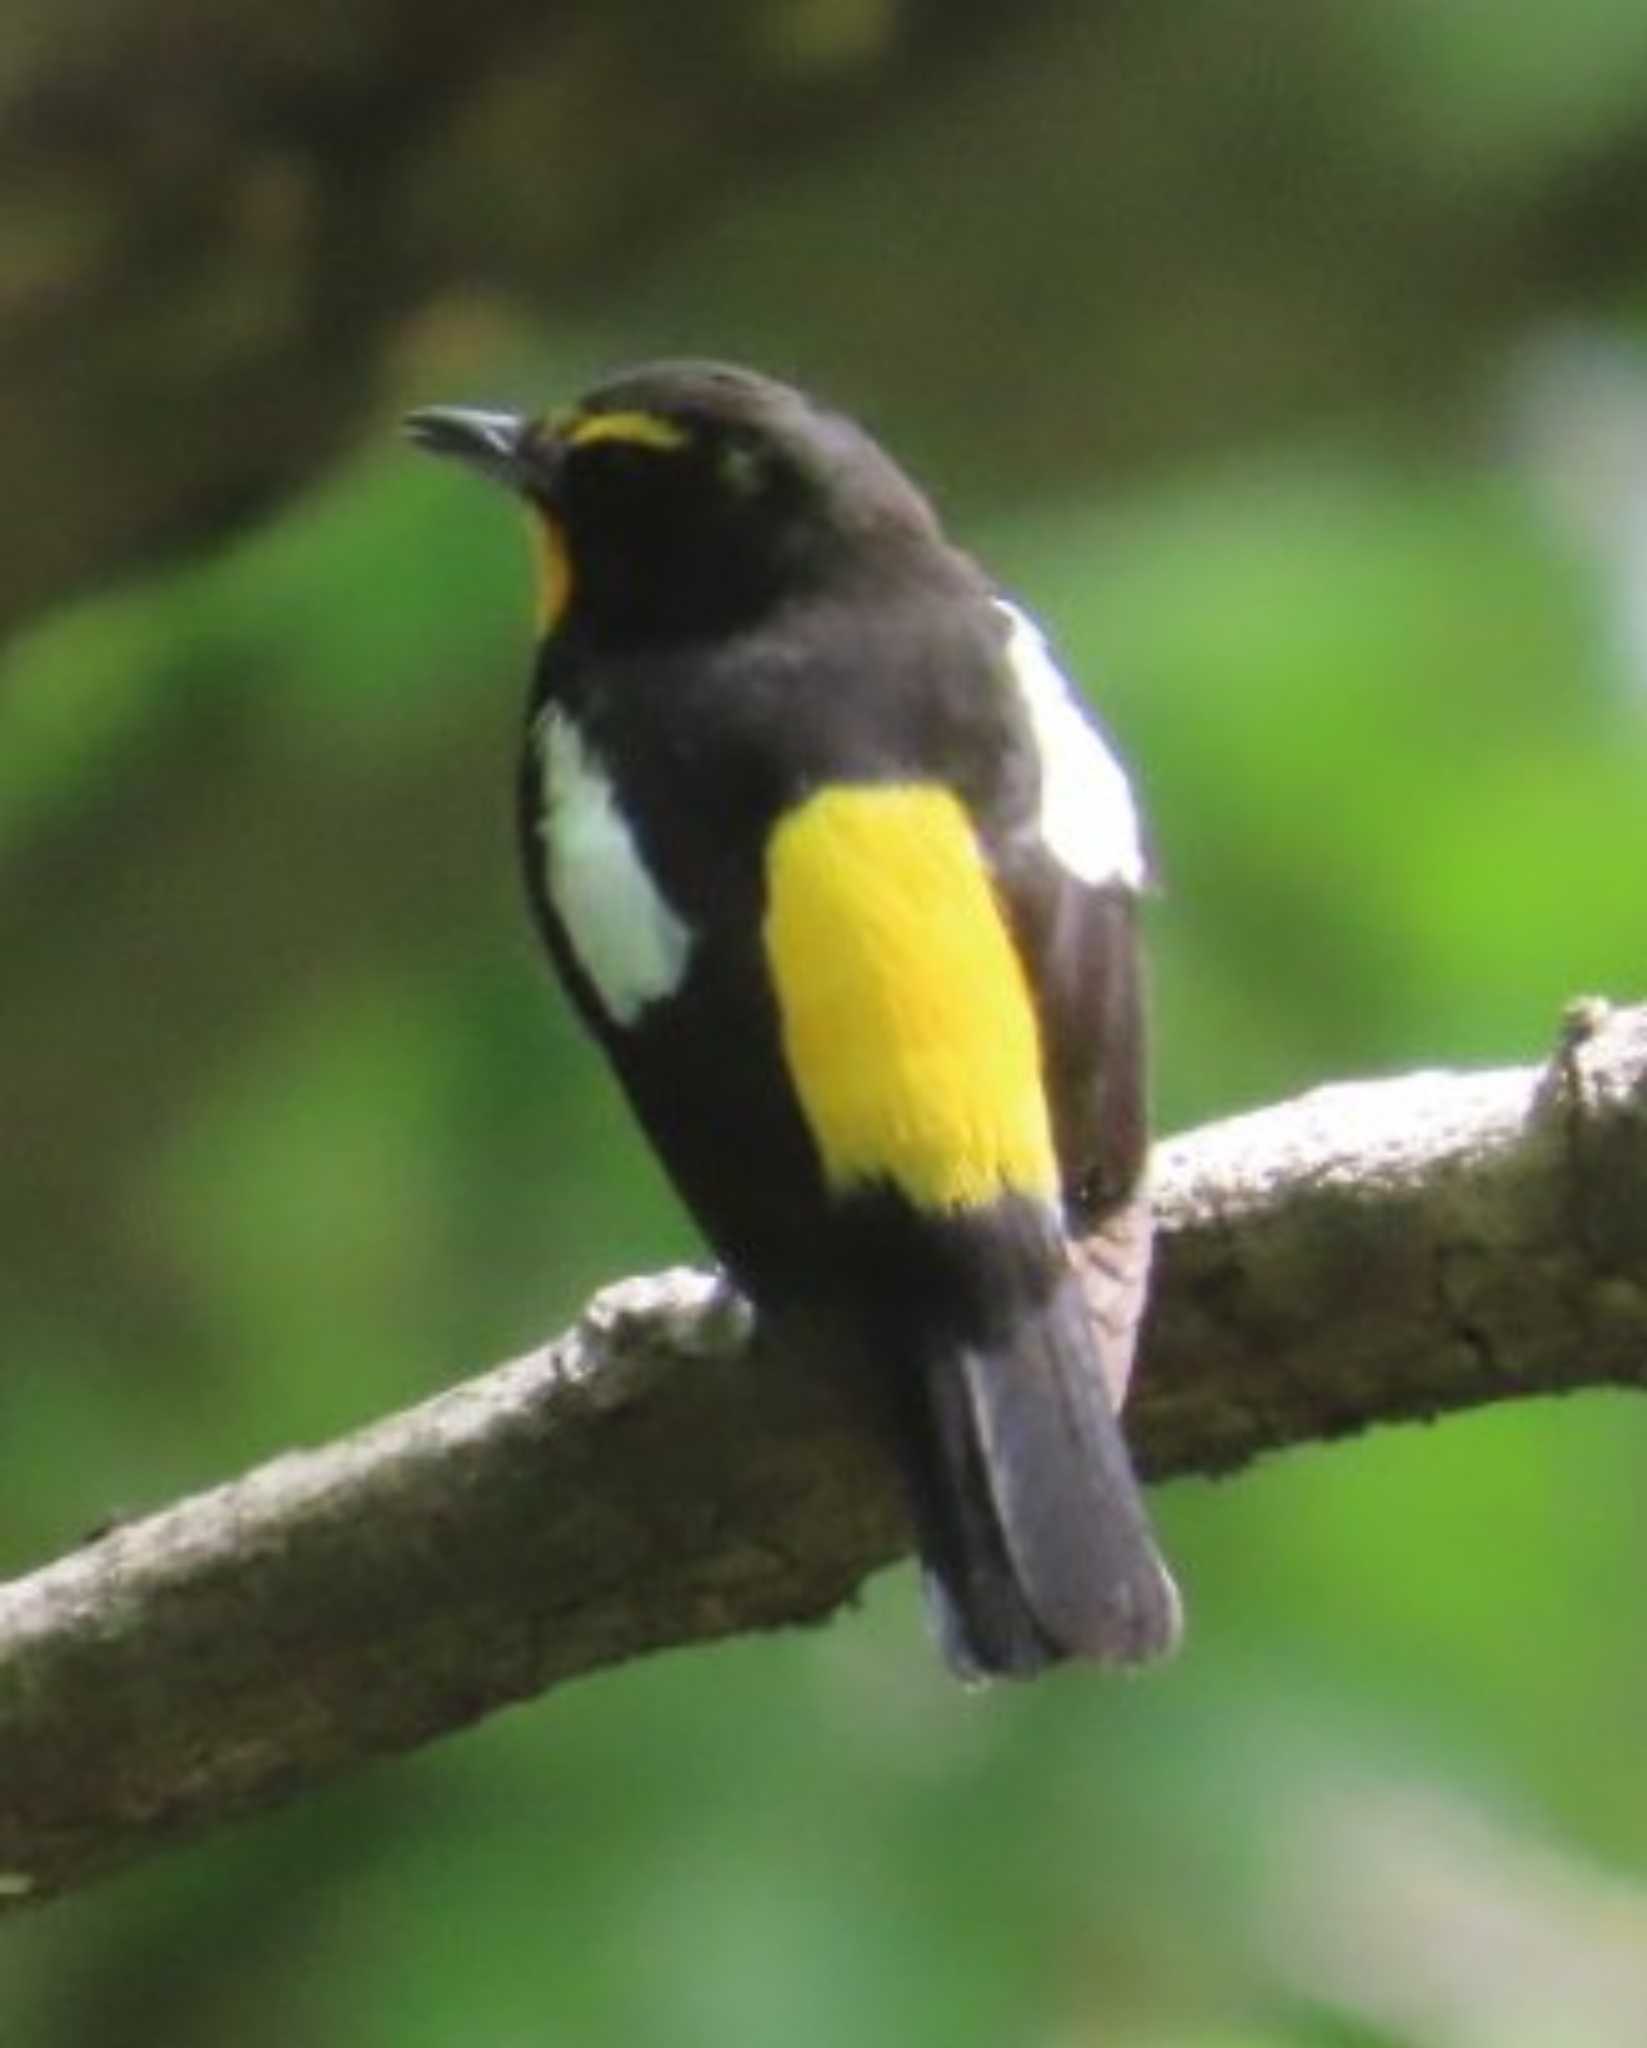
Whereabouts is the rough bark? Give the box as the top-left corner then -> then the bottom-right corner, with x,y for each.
2,1000 -> 1644,1915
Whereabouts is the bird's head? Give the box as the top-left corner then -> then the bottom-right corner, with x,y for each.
405,361 -> 943,644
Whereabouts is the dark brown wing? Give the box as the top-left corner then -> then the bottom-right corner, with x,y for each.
987,601 -> 1154,1413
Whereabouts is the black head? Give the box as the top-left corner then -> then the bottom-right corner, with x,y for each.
406,361 -> 946,644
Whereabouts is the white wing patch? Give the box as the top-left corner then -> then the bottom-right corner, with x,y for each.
995,600 -> 1146,891
536,708 -> 693,1025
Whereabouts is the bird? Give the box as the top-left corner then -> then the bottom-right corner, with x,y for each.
405,361 -> 1180,1679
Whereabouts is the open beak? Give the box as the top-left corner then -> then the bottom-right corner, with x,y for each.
403,406 -> 532,489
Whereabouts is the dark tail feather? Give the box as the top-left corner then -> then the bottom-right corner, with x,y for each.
906,1259 -> 1180,1681
916,1369 -> 1062,1680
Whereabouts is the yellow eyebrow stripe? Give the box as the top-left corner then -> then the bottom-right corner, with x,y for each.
763,785 -> 1058,1212
566,410 -> 688,453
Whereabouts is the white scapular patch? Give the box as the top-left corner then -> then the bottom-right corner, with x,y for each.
536,708 -> 693,1025
995,600 -> 1146,890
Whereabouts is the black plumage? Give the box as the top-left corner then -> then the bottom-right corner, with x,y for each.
407,361 -> 1179,1677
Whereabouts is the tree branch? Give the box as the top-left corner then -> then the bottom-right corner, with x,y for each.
3,1001 -> 1646,1913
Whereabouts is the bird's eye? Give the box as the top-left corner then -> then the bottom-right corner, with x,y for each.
580,438 -> 654,482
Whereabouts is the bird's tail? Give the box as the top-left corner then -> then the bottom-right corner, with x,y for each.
898,1205 -> 1179,1680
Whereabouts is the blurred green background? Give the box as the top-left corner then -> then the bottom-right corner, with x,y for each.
6,2 -> 1647,2042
